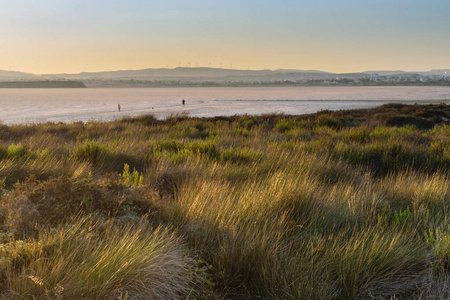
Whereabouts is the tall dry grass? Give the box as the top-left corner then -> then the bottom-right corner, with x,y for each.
0,104 -> 448,298
2,216 -> 207,300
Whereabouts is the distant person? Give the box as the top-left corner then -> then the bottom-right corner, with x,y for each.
182,99 -> 185,106
118,104 -> 121,112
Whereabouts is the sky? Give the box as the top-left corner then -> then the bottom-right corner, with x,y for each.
1,0 -> 449,74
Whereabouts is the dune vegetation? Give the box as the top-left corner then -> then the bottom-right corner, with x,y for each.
0,103 -> 449,299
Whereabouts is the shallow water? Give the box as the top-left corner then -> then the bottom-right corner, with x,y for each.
1,86 -> 449,124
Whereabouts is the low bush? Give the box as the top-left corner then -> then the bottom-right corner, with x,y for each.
0,175 -> 157,238
386,116 -> 435,129
315,114 -> 342,129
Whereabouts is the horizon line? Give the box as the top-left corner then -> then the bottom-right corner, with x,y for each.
2,66 -> 449,76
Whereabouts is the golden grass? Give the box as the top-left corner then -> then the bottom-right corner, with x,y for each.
3,217 -> 207,300
0,104 -> 448,299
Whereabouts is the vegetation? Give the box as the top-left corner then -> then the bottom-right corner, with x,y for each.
0,103 -> 449,299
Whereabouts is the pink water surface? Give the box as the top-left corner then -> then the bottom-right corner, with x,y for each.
1,86 -> 449,124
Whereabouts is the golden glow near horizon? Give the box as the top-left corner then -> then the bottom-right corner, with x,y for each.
1,0 -> 449,74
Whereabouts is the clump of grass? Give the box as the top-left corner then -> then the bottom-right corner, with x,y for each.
329,228 -> 427,299
2,216 -> 209,300
378,171 -> 450,215
0,155 -> 67,186
72,140 -> 107,164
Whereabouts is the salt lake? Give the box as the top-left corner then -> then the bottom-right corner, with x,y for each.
1,86 -> 449,125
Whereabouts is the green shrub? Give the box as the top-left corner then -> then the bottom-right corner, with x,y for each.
221,147 -> 262,163
150,140 -> 184,154
6,143 -> 31,159
315,115 -> 341,129
186,140 -> 220,160
429,140 -> 450,158
229,128 -> 251,137
237,116 -> 257,130
377,206 -> 430,232
275,118 -> 293,132
170,125 -> 201,139
425,226 -> 450,274
121,163 -> 143,187
342,126 -> 371,144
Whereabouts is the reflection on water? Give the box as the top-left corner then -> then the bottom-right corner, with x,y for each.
0,86 -> 449,124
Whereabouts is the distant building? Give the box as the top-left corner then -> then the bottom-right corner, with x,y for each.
370,73 -> 379,81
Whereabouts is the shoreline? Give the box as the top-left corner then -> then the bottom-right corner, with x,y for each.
2,103 -> 449,129
1,86 -> 450,125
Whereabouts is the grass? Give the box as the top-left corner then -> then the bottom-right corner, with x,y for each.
2,216 -> 207,300
0,103 -> 448,299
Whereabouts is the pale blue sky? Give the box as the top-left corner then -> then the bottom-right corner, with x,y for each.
1,0 -> 449,73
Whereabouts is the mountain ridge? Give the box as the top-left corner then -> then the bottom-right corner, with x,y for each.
0,67 -> 448,83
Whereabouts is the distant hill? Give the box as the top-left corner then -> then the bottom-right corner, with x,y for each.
428,69 -> 450,76
275,69 -> 331,74
46,67 -> 275,79
42,67 -> 369,83
363,70 -> 406,76
0,81 -> 87,88
0,67 -> 448,86
363,70 -> 450,77
0,70 -> 41,81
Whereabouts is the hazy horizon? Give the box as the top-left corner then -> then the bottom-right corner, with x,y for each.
2,66 -> 449,77
2,0 -> 449,74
